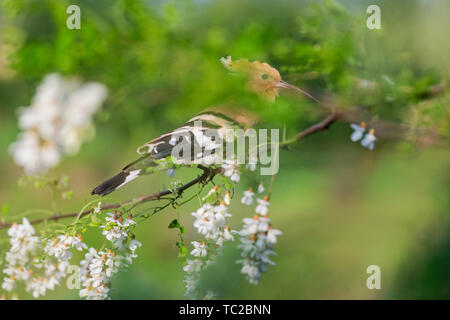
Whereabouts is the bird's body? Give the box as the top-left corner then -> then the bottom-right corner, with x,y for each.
92,56 -> 312,196
91,105 -> 258,196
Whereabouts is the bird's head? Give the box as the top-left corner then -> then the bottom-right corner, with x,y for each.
220,56 -> 317,104
221,56 -> 281,102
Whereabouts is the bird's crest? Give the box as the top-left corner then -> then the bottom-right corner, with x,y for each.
220,56 -> 282,102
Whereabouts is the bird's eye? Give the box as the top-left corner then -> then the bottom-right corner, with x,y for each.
261,73 -> 269,80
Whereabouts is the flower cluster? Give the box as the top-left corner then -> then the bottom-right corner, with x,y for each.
44,234 -> 88,261
9,73 -> 108,175
241,182 -> 264,206
184,191 -> 236,299
100,213 -> 137,248
2,218 -> 40,293
191,202 -> 234,247
78,240 -> 141,300
350,122 -> 377,150
222,158 -> 240,182
29,234 -> 89,298
1,212 -> 141,300
241,188 -> 255,206
237,196 -> 282,285
183,258 -> 209,299
1,219 -> 89,298
79,248 -> 120,299
78,214 -> 141,300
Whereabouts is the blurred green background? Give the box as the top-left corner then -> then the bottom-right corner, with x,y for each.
0,0 -> 449,299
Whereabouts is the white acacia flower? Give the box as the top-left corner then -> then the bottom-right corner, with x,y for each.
45,275 -> 60,291
44,239 -> 71,261
27,277 -> 48,298
224,191 -> 231,205
93,202 -> 102,214
255,197 -> 270,216
79,287 -> 95,298
100,215 -> 136,247
120,217 -> 136,227
237,204 -> 281,285
241,188 -> 255,206
8,218 -> 36,238
78,238 -> 141,300
1,277 -> 16,292
222,159 -> 240,183
223,225 -> 234,241
56,234 -> 87,252
267,227 -> 282,244
9,73 -> 108,175
104,213 -> 136,228
192,205 -> 214,235
101,227 -> 127,244
190,241 -> 208,257
104,212 -> 119,223
241,216 -> 260,236
193,219 -> 213,236
80,284 -> 109,300
361,129 -> 377,150
3,266 -> 27,281
9,133 -> 60,176
104,253 -> 121,277
258,217 -> 270,232
203,290 -> 217,300
202,186 -> 218,201
129,240 -> 142,252
257,182 -> 264,194
184,273 -> 200,300
216,225 -> 234,247
350,122 -> 366,142
239,259 -> 261,285
89,256 -> 105,275
213,203 -> 231,226
166,168 -> 175,177
183,259 -> 203,274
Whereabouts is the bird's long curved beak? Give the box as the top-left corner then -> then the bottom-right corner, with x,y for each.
276,80 -> 321,104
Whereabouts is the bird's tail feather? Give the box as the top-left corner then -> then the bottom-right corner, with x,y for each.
91,169 -> 141,196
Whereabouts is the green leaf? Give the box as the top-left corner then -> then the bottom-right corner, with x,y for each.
168,219 -> 181,229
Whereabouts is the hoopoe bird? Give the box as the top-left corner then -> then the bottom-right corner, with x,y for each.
91,56 -> 311,196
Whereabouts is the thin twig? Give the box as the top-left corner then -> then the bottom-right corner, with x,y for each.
280,113 -> 341,148
0,167 -> 220,229
267,174 -> 276,201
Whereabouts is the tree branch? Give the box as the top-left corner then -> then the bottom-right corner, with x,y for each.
0,166 -> 220,229
280,112 -> 341,148
280,81 -> 448,148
